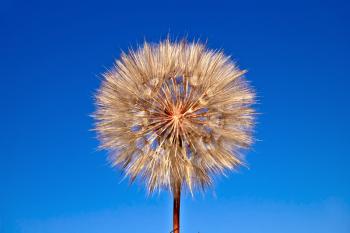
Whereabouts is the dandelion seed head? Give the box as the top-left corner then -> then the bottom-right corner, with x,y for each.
93,39 -> 255,194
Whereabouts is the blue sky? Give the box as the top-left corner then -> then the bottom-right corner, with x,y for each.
1,0 -> 349,232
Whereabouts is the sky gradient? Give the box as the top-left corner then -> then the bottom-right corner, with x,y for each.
1,0 -> 350,232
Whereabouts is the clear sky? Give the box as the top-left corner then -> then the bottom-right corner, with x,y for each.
1,0 -> 349,232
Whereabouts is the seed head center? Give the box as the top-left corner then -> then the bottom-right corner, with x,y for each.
172,108 -> 183,122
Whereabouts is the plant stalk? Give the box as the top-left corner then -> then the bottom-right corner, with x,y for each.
173,183 -> 181,233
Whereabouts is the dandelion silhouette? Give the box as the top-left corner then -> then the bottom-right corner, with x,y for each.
93,38 -> 255,233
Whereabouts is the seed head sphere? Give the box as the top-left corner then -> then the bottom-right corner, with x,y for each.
94,39 -> 255,194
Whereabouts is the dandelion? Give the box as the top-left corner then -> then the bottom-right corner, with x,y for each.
93,38 -> 255,233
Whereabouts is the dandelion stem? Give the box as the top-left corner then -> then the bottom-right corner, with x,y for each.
173,182 -> 181,233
